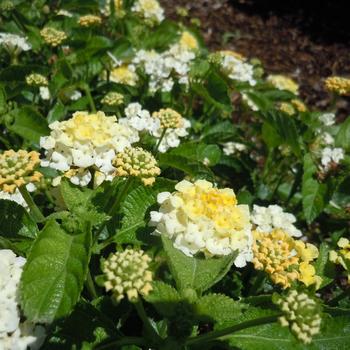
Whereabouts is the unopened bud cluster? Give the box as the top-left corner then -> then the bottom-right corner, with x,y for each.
274,290 -> 322,344
113,147 -> 160,185
78,15 -> 102,27
324,76 -> 350,95
152,108 -> 184,129
40,27 -> 67,47
101,92 -> 124,106
102,248 -> 153,302
25,73 -> 48,87
0,150 -> 42,193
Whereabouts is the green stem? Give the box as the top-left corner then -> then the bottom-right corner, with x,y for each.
86,269 -> 98,300
154,128 -> 167,153
18,186 -> 45,222
95,337 -> 146,350
83,84 -> 96,112
185,314 -> 281,346
135,299 -> 161,342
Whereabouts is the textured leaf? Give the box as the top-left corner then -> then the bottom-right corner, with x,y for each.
20,220 -> 91,323
302,154 -> 328,223
162,236 -> 236,293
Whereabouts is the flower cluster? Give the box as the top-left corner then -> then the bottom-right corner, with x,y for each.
222,142 -> 247,156
267,74 -> 299,95
25,74 -> 48,87
324,76 -> 350,95
131,0 -> 164,24
78,15 -> 102,27
251,204 -> 302,237
101,92 -> 124,106
150,179 -> 253,267
153,108 -> 183,129
274,290 -> 322,344
40,27 -> 67,47
0,249 -> 45,350
219,51 -> 256,86
329,237 -> 350,283
252,229 -> 321,288
109,64 -> 138,86
0,33 -> 31,54
40,111 -> 139,186
320,147 -> 344,172
113,147 -> 160,185
0,150 -> 42,193
102,248 -> 153,302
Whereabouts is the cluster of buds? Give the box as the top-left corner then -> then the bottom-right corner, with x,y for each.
0,150 -> 42,193
291,99 -> 307,112
101,92 -> 124,106
78,15 -> 102,27
278,102 -> 296,116
102,248 -> 153,302
25,73 -> 48,87
324,76 -> 350,96
113,147 -> 160,185
329,237 -> 350,283
40,27 -> 67,47
152,108 -> 184,129
274,290 -> 322,344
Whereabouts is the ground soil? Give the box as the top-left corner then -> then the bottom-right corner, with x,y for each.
161,0 -> 350,117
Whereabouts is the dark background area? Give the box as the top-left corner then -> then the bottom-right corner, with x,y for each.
161,0 -> 350,116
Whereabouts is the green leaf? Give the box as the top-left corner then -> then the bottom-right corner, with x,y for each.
8,106 -> 49,144
162,236 -> 236,293
145,281 -> 181,317
195,293 -> 245,329
315,243 -> 335,288
201,121 -> 236,143
335,117 -> 350,151
116,178 -> 175,244
20,220 -> 91,323
302,154 -> 328,223
47,100 -> 67,124
0,199 -> 38,239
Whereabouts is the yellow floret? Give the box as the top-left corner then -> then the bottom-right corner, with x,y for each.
179,31 -> 198,51
152,108 -> 184,129
109,65 -> 138,86
325,76 -> 350,95
40,27 -> 67,47
78,15 -> 102,27
267,74 -> 299,95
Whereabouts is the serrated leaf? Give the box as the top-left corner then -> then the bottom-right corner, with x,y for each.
20,220 -> 91,323
162,236 -> 236,293
145,281 -> 181,317
302,154 -> 328,223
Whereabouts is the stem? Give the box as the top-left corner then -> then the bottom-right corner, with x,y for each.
135,299 -> 161,342
95,337 -> 146,350
83,84 -> 96,112
86,269 -> 98,300
154,128 -> 167,153
18,186 -> 45,222
185,314 -> 280,346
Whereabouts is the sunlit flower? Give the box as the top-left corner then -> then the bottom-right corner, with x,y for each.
325,76 -> 350,95
131,0 -> 164,24
0,33 -> 31,54
109,64 -> 138,86
0,150 -> 42,194
318,112 -> 335,126
102,248 -> 153,302
25,73 -> 48,87
113,147 -> 160,185
329,237 -> 350,283
267,74 -> 299,95
320,147 -> 344,171
252,229 -> 321,288
150,179 -> 253,267
78,14 -> 102,27
222,142 -> 247,156
179,31 -> 198,51
101,92 -> 124,106
40,27 -> 67,47
274,290 -> 322,344
40,111 -> 139,186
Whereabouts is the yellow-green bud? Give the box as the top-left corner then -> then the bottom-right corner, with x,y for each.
40,27 -> 67,47
152,108 -> 184,129
101,92 -> 124,106
25,73 -> 48,87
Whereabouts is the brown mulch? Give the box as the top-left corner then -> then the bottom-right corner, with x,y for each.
161,0 -> 350,116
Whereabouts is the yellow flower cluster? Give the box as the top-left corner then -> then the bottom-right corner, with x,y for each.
113,147 -> 160,185
275,290 -> 322,344
329,237 -> 350,283
152,108 -> 184,129
25,73 -> 48,87
324,76 -> 350,95
101,92 -> 124,106
102,248 -> 153,302
78,15 -> 102,27
291,99 -> 307,112
278,102 -> 295,116
252,229 -> 321,288
267,74 -> 299,95
0,150 -> 42,193
109,65 -> 138,86
40,27 -> 67,47
219,50 -> 246,61
179,31 -> 198,51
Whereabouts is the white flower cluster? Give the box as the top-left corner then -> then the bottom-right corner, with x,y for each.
0,33 -> 31,54
320,147 -> 344,172
222,142 -> 247,156
40,111 -> 139,186
0,250 -> 45,350
131,0 -> 164,24
120,103 -> 190,153
150,179 -> 253,267
132,43 -> 196,93
252,204 -> 302,237
318,112 -> 335,126
220,54 -> 256,86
